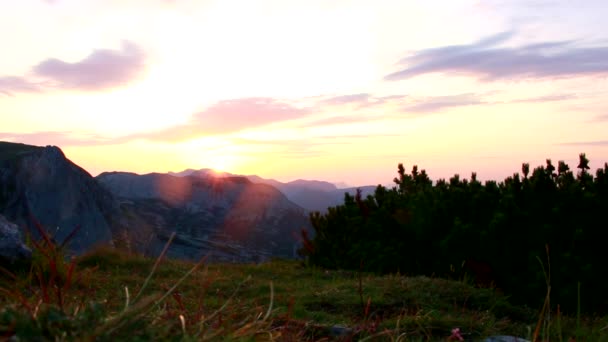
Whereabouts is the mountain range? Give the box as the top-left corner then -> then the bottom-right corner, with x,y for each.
96,171 -> 310,261
0,141 -> 375,262
168,168 -> 377,213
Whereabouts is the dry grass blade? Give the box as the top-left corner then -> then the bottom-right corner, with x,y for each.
62,258 -> 76,292
0,287 -> 34,314
263,281 -> 274,322
0,266 -> 17,280
232,322 -> 256,337
153,254 -> 208,306
99,293 -> 162,337
533,247 -> 551,342
179,314 -> 186,335
58,224 -> 82,250
29,216 -> 53,249
229,281 -> 276,339
123,286 -> 130,312
133,232 -> 175,303
196,275 -> 252,338
101,239 -> 207,337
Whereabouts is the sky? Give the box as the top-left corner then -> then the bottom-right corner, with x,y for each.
1,0 -> 608,187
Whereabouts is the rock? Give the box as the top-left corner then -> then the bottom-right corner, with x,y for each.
0,214 -> 32,265
329,325 -> 353,337
0,142 -> 118,254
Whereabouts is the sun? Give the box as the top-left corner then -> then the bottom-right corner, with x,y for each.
174,137 -> 241,173
205,155 -> 236,173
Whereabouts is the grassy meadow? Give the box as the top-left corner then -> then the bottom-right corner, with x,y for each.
1,238 -> 607,341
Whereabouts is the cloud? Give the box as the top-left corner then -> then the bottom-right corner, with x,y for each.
398,92 -> 577,114
273,148 -> 328,159
321,93 -> 371,105
559,140 -> 608,146
403,93 -> 485,113
592,114 -> 608,122
510,94 -> 578,103
33,41 -> 146,90
318,133 -> 402,140
385,32 -> 608,81
229,137 -> 338,159
303,115 -> 373,127
0,41 -> 146,95
0,76 -> 44,96
319,93 -> 406,108
134,98 -> 311,141
0,131 -> 112,147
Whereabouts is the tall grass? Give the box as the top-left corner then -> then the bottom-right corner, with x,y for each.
0,222 -> 279,341
1,221 -> 607,341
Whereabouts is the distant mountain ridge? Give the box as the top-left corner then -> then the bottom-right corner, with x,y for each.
168,168 -> 377,212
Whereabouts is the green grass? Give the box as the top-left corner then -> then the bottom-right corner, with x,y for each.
1,245 -> 607,341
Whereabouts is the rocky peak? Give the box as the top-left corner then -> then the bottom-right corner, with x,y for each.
0,142 -> 116,254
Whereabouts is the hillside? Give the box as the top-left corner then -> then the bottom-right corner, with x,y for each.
1,247 -> 606,341
96,171 -> 311,262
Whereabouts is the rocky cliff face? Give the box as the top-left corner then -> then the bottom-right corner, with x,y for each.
0,142 -> 118,254
0,214 -> 32,265
97,172 -> 311,262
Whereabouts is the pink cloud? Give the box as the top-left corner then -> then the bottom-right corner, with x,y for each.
134,97 -> 311,141
0,41 -> 146,95
303,115 -> 372,127
319,93 -> 407,108
0,131 -> 111,147
321,93 -> 371,105
403,93 -> 485,113
0,76 -> 44,96
33,41 -> 146,91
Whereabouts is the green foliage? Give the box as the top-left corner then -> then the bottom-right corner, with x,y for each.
302,156 -> 608,314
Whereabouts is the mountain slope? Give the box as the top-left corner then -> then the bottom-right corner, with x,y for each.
0,142 -> 118,253
97,172 -> 310,262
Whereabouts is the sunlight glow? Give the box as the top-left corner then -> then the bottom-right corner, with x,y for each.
1,1 -> 607,185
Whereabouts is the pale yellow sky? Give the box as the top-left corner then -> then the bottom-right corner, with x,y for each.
1,0 -> 607,186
